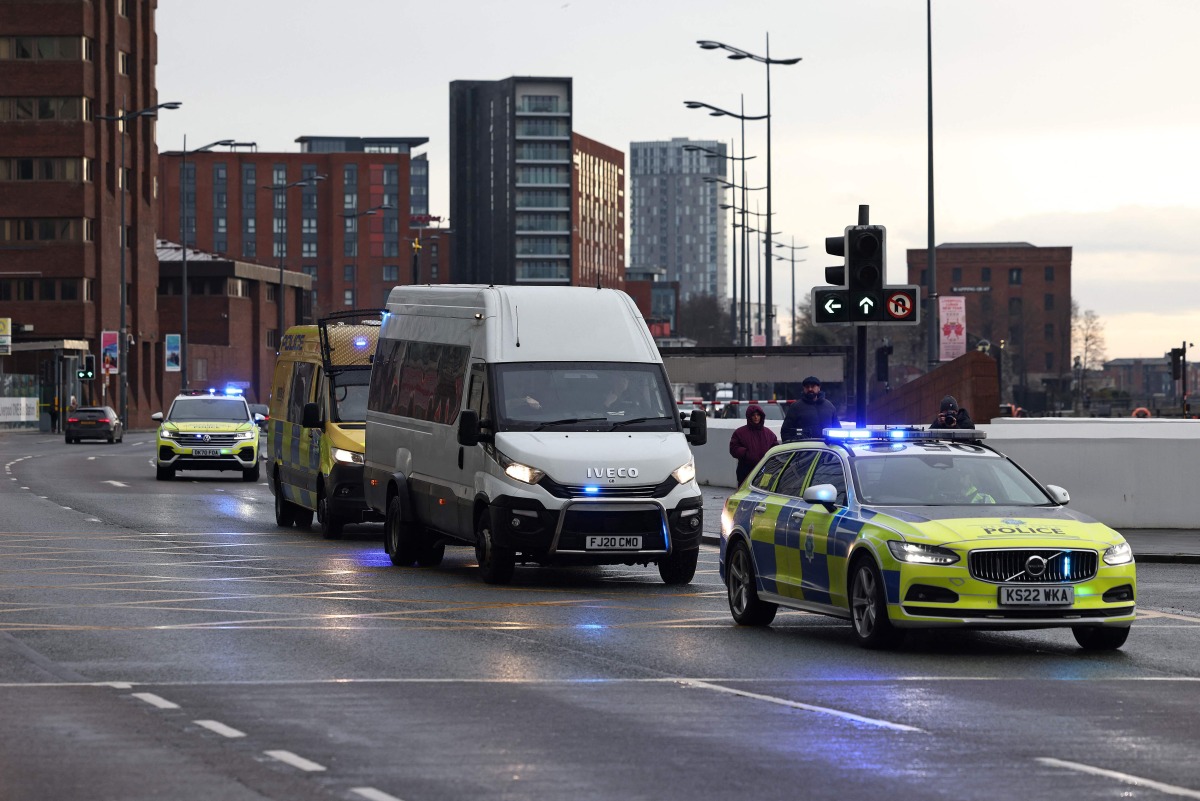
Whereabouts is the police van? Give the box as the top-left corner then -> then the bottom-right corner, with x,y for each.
267,309 -> 383,538
363,285 -> 708,585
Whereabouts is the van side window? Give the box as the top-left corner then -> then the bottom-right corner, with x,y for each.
367,338 -> 405,415
287,362 -> 316,423
466,363 -> 490,420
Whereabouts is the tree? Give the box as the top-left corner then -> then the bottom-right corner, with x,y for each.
1071,300 -> 1107,409
674,294 -> 733,346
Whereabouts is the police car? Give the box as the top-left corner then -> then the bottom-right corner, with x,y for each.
152,390 -> 263,481
719,427 -> 1136,650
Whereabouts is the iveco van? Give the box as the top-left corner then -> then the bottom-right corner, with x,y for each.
363,285 -> 707,584
267,309 -> 383,538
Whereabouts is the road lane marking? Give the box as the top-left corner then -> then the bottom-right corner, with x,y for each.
194,719 -> 246,738
1037,757 -> 1200,798
683,679 -> 924,732
352,788 -> 406,801
264,750 -> 326,772
131,692 -> 179,709
102,480 -> 129,487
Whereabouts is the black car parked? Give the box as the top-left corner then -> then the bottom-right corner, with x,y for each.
65,406 -> 124,444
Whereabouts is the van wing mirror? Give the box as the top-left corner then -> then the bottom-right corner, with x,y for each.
458,409 -> 481,446
300,402 -> 322,429
685,408 -> 708,447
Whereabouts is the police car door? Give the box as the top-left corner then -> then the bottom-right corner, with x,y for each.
795,450 -> 850,607
770,450 -> 818,599
738,452 -> 792,598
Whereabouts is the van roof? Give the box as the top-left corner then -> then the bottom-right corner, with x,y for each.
383,285 -> 661,364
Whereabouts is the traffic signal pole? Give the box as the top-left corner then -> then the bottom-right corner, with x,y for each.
855,205 -> 869,427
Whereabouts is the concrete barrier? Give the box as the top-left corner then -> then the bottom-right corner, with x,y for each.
692,417 -> 1200,529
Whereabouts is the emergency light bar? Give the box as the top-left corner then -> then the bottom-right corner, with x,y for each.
823,427 -> 987,443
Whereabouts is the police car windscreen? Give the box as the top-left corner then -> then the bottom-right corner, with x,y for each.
168,398 -> 250,423
852,451 -> 1053,506
331,372 -> 370,422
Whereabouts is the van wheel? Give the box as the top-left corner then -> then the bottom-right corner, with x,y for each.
385,495 -> 420,566
658,548 -> 699,585
725,539 -> 777,625
273,472 -> 296,527
1072,625 -> 1130,651
475,510 -> 515,585
849,556 -> 905,650
417,539 -> 446,567
242,462 -> 260,482
155,464 -> 174,481
318,486 -> 344,540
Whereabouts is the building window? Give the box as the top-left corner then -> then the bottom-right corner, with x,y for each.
1008,297 -> 1022,315
265,330 -> 279,349
1045,323 -> 1054,341
951,267 -> 962,283
1008,268 -> 1022,285
981,267 -> 991,282
194,357 -> 208,382
302,218 -> 317,234
266,285 -> 277,303
343,193 -> 357,209
118,50 -> 130,76
243,240 -> 256,258
0,36 -> 87,61
272,166 -> 286,185
1044,293 -> 1054,310
0,97 -> 87,121
344,240 -> 357,257
60,279 -> 79,301
1045,265 -> 1055,282
382,265 -> 398,282
302,242 -> 317,258
343,264 -> 355,282
1045,352 -> 1054,370
343,289 -> 354,307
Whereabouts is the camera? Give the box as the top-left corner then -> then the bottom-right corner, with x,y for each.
940,410 -> 958,425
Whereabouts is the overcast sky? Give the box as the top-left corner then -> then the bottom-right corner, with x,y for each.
156,0 -> 1200,359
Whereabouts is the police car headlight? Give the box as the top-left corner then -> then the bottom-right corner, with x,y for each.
672,458 -> 696,485
159,428 -> 178,440
495,450 -> 544,484
233,430 -> 256,440
1103,541 -> 1133,565
332,447 -> 364,465
887,541 -> 960,565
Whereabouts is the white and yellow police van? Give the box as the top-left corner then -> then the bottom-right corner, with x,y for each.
363,285 -> 708,585
267,309 -> 383,538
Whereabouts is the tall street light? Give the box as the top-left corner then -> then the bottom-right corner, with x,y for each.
341,203 -> 393,306
261,175 -> 326,341
773,238 -> 808,345
175,137 -> 255,390
96,98 -> 181,426
696,36 -> 801,347
684,143 -> 755,346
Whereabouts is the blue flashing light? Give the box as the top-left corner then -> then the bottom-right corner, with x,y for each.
583,485 -> 601,494
353,336 -> 369,349
223,386 -> 244,396
1064,554 -> 1071,575
826,428 -> 871,440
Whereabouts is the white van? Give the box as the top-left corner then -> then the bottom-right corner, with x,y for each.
363,285 -> 708,585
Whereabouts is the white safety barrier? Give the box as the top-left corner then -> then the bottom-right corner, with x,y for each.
692,417 -> 1200,530
0,397 -> 38,424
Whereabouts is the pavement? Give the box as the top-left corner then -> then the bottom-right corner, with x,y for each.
2,426 -> 1196,564
697,486 -> 1200,565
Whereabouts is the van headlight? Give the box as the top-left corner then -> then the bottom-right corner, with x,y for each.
1103,541 -> 1133,565
672,458 -> 696,485
496,451 -> 545,485
887,541 -> 960,565
332,447 -> 364,465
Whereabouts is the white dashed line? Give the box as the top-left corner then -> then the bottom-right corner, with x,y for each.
264,750 -> 326,772
130,692 -> 179,709
352,788 -> 406,801
104,682 -> 134,689
684,680 -> 923,732
1037,758 -> 1200,798
194,720 -> 246,738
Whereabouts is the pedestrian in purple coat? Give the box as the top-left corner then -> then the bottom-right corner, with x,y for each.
729,403 -> 780,486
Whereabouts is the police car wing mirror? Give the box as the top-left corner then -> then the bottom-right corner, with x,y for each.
803,483 -> 838,509
685,408 -> 708,447
300,402 -> 322,429
1044,484 -> 1070,505
151,412 -> 163,422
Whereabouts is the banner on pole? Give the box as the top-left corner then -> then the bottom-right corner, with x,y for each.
165,334 -> 181,372
938,296 -> 967,362
101,330 -> 119,375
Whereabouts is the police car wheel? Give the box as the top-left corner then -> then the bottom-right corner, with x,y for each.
475,511 -> 515,585
725,539 -> 777,625
273,473 -> 296,527
658,548 -> 698,585
1072,625 -> 1130,651
155,464 -> 174,481
849,557 -> 904,650
385,495 -> 420,566
242,463 -> 260,482
318,488 -> 344,540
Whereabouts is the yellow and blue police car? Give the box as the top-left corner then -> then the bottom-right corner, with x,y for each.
152,390 -> 263,481
719,427 -> 1136,650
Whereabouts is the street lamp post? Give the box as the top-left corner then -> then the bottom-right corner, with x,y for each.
177,137 -> 254,390
696,36 -> 801,347
261,175 -> 326,342
773,238 -> 808,344
96,99 -> 181,426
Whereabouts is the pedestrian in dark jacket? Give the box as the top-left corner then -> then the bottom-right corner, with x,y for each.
781,376 -> 840,442
729,403 -> 779,485
929,395 -> 976,430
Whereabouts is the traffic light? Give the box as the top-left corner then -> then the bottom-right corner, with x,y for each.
875,343 -> 893,382
824,234 -> 846,286
847,225 -> 885,294
80,354 -> 96,381
1169,347 -> 1184,380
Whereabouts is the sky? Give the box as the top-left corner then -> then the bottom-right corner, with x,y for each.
155,0 -> 1200,359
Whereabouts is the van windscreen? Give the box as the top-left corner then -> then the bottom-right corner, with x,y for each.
330,371 -> 371,422
495,362 -> 680,433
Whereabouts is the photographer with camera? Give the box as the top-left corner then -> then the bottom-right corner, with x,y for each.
930,395 -> 975,430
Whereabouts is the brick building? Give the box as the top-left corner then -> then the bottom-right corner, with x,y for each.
572,132 -> 625,290
0,0 -> 167,426
907,243 -> 1073,411
159,136 -> 452,323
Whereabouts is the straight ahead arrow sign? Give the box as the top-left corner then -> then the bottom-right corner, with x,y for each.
858,297 -> 875,313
